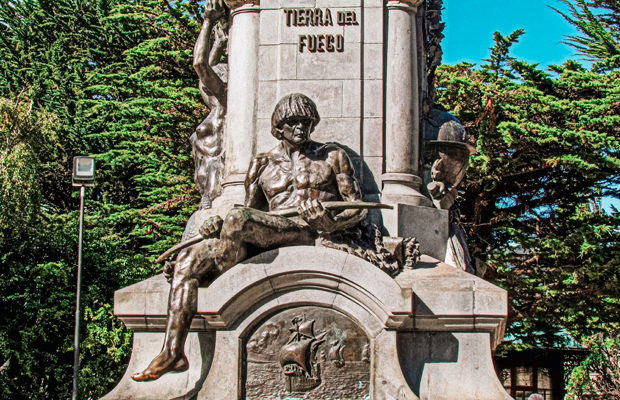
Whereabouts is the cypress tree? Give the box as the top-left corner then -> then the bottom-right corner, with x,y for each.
0,1 -> 205,397
436,29 -> 620,351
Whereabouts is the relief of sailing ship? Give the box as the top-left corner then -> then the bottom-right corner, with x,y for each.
362,343 -> 370,364
329,340 -> 346,368
279,315 -> 326,392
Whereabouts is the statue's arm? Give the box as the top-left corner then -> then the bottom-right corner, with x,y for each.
299,148 -> 367,233
244,154 -> 270,211
209,24 -> 228,67
193,7 -> 227,106
331,149 -> 368,229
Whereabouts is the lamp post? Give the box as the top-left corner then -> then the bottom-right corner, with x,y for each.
71,156 -> 95,400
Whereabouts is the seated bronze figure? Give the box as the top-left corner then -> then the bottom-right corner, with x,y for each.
131,93 -> 367,381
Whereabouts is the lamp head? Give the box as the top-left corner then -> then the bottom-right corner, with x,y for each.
72,156 -> 95,186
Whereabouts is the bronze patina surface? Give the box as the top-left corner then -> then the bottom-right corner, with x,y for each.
245,306 -> 370,399
131,93 -> 368,382
191,0 -> 228,210
156,201 -> 393,263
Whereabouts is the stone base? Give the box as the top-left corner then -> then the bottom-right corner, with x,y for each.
381,203 -> 449,262
398,332 -> 512,400
103,248 -> 512,400
101,332 -> 215,400
381,173 -> 434,208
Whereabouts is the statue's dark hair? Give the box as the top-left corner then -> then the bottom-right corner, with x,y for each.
270,93 -> 321,139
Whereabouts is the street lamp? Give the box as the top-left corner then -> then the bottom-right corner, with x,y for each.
71,156 -> 95,400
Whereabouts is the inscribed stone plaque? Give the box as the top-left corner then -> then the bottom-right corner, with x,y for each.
244,306 -> 371,399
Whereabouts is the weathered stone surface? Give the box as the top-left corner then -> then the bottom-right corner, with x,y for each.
312,117 -> 361,152
362,118 -> 383,157
255,118 -> 278,153
398,332 -> 513,400
363,79 -> 383,118
258,10 -> 280,44
374,330 -> 418,400
343,79 -> 362,117
102,332 -> 215,400
396,255 -> 508,348
382,203 -> 449,261
363,43 -> 384,79
256,81 -> 277,119
363,7 -> 384,43
360,156 -> 384,195
278,80 -> 344,118
105,248 -> 510,400
193,331 -> 240,399
113,274 -> 167,322
316,0 -> 361,7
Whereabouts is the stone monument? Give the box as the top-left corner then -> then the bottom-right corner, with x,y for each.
101,0 -> 513,398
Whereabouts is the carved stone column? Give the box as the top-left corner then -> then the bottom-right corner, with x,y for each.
382,0 -> 431,207
214,2 -> 260,208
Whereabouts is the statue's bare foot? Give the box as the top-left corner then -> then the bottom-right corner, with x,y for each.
130,353 -> 189,382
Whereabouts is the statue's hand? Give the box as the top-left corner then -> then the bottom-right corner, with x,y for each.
214,23 -> 228,47
298,199 -> 338,233
428,158 -> 448,199
430,158 -> 446,182
199,215 -> 224,239
204,0 -> 227,23
163,261 -> 175,283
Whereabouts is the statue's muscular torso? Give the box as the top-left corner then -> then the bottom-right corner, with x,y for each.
245,141 -> 362,213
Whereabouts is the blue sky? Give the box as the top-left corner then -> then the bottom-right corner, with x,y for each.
441,0 -> 619,212
442,0 -> 582,69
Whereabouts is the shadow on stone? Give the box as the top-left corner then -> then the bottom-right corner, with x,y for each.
171,331 -> 216,400
256,248 -> 280,265
397,331 -> 459,397
414,257 -> 441,270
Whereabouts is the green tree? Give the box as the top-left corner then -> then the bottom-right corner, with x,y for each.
554,0 -> 620,71
0,90 -> 59,241
0,0 -> 205,398
436,28 -> 620,351
566,326 -> 620,399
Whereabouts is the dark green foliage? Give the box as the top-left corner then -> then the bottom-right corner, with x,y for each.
0,0 -> 205,398
0,0 -> 618,398
553,0 -> 620,71
424,0 -> 445,110
436,29 -> 620,353
0,91 -> 59,241
566,327 -> 620,399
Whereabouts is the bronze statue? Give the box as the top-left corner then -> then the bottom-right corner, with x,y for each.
191,0 -> 228,210
423,105 -> 477,273
131,93 -> 368,381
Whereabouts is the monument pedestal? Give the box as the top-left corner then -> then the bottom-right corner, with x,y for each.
103,247 -> 510,400
381,203 -> 449,262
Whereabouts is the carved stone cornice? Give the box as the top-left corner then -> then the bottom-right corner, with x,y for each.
223,0 -> 260,12
386,0 -> 423,12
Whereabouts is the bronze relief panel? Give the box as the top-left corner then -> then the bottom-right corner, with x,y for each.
244,306 -> 370,399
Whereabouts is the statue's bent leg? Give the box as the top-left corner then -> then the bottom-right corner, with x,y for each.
215,208 -> 316,272
131,239 -> 218,382
132,208 -> 313,382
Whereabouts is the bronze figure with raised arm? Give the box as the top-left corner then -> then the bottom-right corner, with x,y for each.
191,0 -> 228,210
131,93 -> 368,382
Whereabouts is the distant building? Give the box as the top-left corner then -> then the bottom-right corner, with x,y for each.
494,333 -> 588,400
